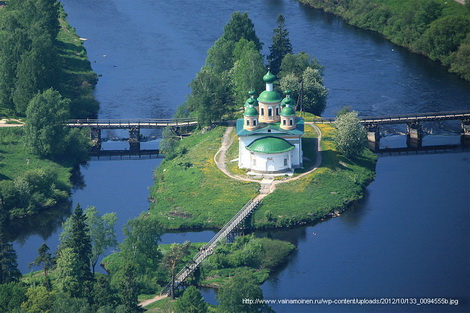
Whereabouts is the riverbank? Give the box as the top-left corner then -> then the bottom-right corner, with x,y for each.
149,121 -> 377,231
0,6 -> 98,234
298,0 -> 470,81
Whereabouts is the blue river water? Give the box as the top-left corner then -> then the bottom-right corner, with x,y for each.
13,0 -> 469,312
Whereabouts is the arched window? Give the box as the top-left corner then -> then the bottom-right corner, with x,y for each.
276,107 -> 279,115
268,107 -> 272,117
261,108 -> 264,115
283,119 -> 286,125
246,119 -> 249,126
253,119 -> 257,126
289,119 -> 294,126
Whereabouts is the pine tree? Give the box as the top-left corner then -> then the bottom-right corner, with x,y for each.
221,12 -> 262,51
0,211 -> 21,284
118,264 -> 143,313
175,286 -> 207,313
268,14 -> 293,75
58,204 -> 93,297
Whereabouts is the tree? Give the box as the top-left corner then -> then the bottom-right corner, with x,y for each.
450,33 -> 470,81
268,14 -> 293,74
301,67 -> 328,116
29,243 -> 55,281
175,286 -> 207,313
279,66 -> 328,116
279,52 -> 321,78
161,241 -> 191,299
333,111 -> 367,159
58,204 -> 93,297
205,38 -> 236,74
24,88 -> 70,157
92,276 -> 118,312
119,213 -> 163,276
118,264 -> 144,313
84,207 -> 117,274
188,69 -> 233,126
51,292 -> 91,313
0,236 -> 21,284
21,285 -> 56,313
231,39 -> 266,104
217,269 -> 273,313
0,282 -> 27,313
160,127 -> 180,160
221,12 -> 262,52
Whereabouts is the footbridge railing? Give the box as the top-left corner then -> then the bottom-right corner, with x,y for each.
160,198 -> 261,296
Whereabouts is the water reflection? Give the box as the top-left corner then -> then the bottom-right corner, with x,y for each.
7,201 -> 71,244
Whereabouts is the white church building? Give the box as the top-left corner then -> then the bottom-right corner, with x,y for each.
237,71 -> 304,174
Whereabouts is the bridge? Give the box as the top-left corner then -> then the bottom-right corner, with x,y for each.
160,198 -> 261,297
312,110 -> 470,148
67,117 -> 198,151
66,111 -> 470,152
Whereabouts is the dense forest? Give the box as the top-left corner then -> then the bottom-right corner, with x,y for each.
298,0 -> 470,81
0,0 -> 98,117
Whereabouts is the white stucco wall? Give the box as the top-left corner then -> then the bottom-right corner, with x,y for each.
238,135 -> 303,172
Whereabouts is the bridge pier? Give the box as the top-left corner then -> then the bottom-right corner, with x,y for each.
90,128 -> 101,151
129,127 -> 140,152
407,122 -> 423,147
461,119 -> 470,145
366,125 -> 380,152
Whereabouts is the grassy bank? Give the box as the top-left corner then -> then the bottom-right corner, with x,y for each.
149,126 -> 259,230
56,5 -> 99,118
298,0 -> 470,81
150,122 -> 377,231
0,9 -> 97,225
253,123 -> 377,228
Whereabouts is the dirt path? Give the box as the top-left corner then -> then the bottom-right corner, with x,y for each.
0,119 -> 24,127
139,294 -> 168,307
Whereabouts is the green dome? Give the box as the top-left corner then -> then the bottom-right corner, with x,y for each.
258,90 -> 281,103
244,97 -> 258,107
281,105 -> 295,116
244,106 -> 258,117
248,90 -> 256,96
263,71 -> 277,84
247,137 -> 294,154
281,97 -> 294,107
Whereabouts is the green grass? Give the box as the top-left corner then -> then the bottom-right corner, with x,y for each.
253,123 -> 377,228
150,122 -> 376,230
149,126 -> 259,230
0,127 -> 72,186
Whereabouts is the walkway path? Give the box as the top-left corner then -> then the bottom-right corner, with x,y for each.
0,119 -> 23,127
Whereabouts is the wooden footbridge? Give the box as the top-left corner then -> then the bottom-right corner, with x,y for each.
160,198 -> 261,296
312,110 -> 470,145
67,117 -> 198,129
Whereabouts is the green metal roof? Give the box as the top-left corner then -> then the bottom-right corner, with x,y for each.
280,106 -> 295,116
244,98 -> 258,107
244,106 -> 258,117
263,71 -> 277,84
281,97 -> 295,107
258,90 -> 281,103
247,136 -> 294,154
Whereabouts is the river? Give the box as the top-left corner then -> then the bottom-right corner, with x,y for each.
14,0 -> 470,312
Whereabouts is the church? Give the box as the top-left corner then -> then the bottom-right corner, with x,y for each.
236,70 -> 304,175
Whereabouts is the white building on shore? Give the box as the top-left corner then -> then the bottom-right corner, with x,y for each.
237,71 -> 304,175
